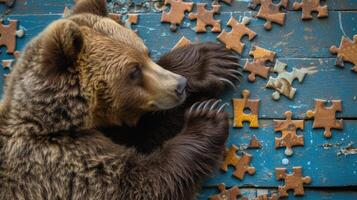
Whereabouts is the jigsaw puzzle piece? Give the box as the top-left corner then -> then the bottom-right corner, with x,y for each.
274,111 -> 304,156
249,0 -> 288,30
293,0 -> 328,20
161,0 -> 194,31
188,3 -> 221,33
221,145 -> 256,180
209,183 -> 242,200
217,17 -> 257,54
0,20 -> 25,54
306,99 -> 343,138
232,89 -> 260,128
244,45 -> 276,82
276,167 -> 311,197
266,60 -> 307,100
330,35 -> 357,72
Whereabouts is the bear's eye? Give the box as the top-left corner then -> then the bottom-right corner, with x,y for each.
129,64 -> 142,81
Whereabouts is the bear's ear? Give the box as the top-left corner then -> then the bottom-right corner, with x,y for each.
72,0 -> 108,17
40,19 -> 83,77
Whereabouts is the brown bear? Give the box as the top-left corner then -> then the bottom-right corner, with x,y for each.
0,0 -> 242,199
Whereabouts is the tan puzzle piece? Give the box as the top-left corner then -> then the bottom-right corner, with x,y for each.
217,17 -> 256,54
221,145 -> 256,180
172,36 -> 192,50
0,20 -> 24,54
306,99 -> 343,138
0,0 -> 15,7
293,0 -> 328,20
249,0 -> 288,30
109,13 -> 138,30
233,89 -> 259,128
188,3 -> 221,33
244,45 -> 276,82
276,167 -> 311,197
266,60 -> 307,100
274,111 -> 304,156
161,0 -> 193,31
330,35 -> 357,72
248,135 -> 262,149
209,183 -> 242,200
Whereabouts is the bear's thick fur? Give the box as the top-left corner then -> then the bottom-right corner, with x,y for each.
0,0 -> 242,199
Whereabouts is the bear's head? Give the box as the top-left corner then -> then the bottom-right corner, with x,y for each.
4,0 -> 187,128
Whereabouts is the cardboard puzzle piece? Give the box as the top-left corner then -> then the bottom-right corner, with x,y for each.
306,99 -> 343,138
0,0 -> 15,7
274,111 -> 304,156
0,20 -> 24,54
248,0 -> 288,30
266,60 -> 307,100
253,194 -> 279,200
217,17 -> 256,54
188,3 -> 221,33
248,135 -> 262,149
161,0 -> 193,31
330,35 -> 357,73
276,167 -> 311,197
232,89 -> 259,128
293,0 -> 328,20
221,145 -> 256,180
172,36 -> 192,50
209,183 -> 242,200
244,45 -> 276,82
109,13 -> 139,30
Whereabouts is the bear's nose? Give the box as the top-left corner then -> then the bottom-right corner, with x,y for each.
175,76 -> 187,96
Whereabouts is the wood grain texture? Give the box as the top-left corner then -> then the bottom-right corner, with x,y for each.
202,120 -> 357,187
0,1 -> 356,199
197,188 -> 357,200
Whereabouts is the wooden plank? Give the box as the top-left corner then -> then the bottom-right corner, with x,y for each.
137,11 -> 357,59
202,120 -> 357,187
2,0 -> 355,15
197,187 -> 357,200
223,57 -> 357,119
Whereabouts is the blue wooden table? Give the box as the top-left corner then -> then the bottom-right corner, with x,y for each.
1,0 -> 356,199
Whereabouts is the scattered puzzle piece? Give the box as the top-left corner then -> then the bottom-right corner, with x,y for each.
253,194 -> 279,200
306,99 -> 343,138
0,20 -> 24,54
274,111 -> 304,156
232,89 -> 259,128
330,35 -> 357,72
244,45 -> 276,82
172,36 -> 192,50
188,3 -> 221,33
293,0 -> 328,20
248,0 -> 288,30
221,145 -> 256,180
161,0 -> 193,31
266,60 -> 307,100
109,13 -> 139,30
209,183 -> 242,200
217,17 -> 256,54
248,135 -> 262,149
0,0 -> 15,7
276,166 -> 311,197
